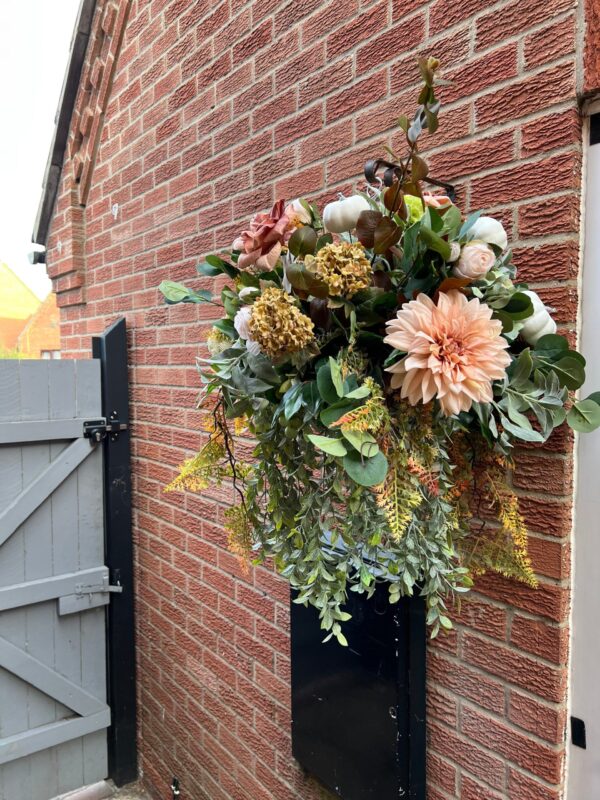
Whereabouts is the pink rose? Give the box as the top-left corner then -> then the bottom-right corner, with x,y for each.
233,199 -> 291,273
452,241 -> 496,280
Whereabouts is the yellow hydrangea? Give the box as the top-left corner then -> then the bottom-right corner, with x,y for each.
305,242 -> 372,297
249,287 -> 315,359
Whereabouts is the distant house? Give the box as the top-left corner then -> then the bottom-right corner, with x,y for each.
0,262 -> 40,353
0,262 -> 60,358
16,294 -> 61,359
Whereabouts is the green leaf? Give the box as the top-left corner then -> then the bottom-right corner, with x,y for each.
205,254 -> 238,278
500,414 -> 544,443
159,281 -> 213,304
288,225 -> 318,257
551,357 -> 586,390
320,400 -> 357,428
567,399 -> 600,433
197,261 -> 222,276
285,260 -> 329,299
341,429 -> 379,458
344,385 -> 371,400
509,349 -> 533,390
342,450 -> 388,487
317,362 -> 339,404
307,434 -> 348,457
504,292 -> 534,320
535,333 -> 569,356
329,357 -> 344,397
419,225 -> 451,261
586,391 -> 600,405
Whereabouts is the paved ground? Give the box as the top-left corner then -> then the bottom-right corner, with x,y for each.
112,785 -> 150,799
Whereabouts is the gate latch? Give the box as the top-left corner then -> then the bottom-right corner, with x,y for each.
58,572 -> 123,616
84,415 -> 127,442
75,576 -> 123,597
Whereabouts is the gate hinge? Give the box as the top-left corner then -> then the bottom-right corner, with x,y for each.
84,415 -> 127,442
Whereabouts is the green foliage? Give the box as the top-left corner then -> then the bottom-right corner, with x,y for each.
157,57 -> 599,645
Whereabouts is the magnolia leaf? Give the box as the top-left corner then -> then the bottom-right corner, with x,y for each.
288,225 -> 318,257
411,154 -> 429,181
398,114 -> 409,132
425,108 -> 439,133
567,399 -> 600,433
341,429 -> 379,457
343,450 -> 388,487
159,281 -> 213,304
285,260 -> 329,299
434,277 -> 471,299
307,434 -> 348,457
383,184 -> 404,213
316,232 -> 333,250
374,217 -> 402,254
356,210 -> 383,248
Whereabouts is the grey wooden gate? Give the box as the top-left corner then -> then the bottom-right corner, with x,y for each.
0,358 -> 113,800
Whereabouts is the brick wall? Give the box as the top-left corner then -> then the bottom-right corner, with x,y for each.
46,1 -> 588,798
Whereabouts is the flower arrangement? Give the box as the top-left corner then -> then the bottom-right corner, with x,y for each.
160,59 -> 600,644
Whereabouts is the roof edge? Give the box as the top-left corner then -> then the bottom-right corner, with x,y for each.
32,0 -> 97,247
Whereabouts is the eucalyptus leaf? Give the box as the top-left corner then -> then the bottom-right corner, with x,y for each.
567,399 -> 600,433
341,429 -> 379,457
307,434 -> 348,457
159,281 -> 213,304
342,450 -> 388,487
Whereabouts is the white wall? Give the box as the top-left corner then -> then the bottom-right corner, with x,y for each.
568,118 -> 600,797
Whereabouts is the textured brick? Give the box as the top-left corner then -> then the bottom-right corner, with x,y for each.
462,706 -> 563,783
475,62 -> 576,129
43,2 -> 584,800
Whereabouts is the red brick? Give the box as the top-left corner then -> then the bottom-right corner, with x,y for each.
461,705 -> 563,784
476,62 -> 576,130
45,2 -> 585,799
476,0 -> 574,49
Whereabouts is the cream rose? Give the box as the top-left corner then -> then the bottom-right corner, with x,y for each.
453,241 -> 496,280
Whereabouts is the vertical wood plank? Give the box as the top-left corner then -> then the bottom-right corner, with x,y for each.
0,357 -> 109,798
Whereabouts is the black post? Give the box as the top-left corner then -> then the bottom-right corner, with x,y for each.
290,587 -> 426,800
92,318 -> 138,785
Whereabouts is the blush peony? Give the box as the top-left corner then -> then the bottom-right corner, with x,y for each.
233,199 -> 291,273
384,291 -> 510,416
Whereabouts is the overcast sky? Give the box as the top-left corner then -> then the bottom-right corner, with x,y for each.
0,1 -> 81,299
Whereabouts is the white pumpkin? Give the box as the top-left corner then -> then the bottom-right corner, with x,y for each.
323,195 -> 371,233
469,216 -> 508,251
520,290 -> 557,345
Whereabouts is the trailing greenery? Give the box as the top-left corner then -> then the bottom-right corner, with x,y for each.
159,59 -> 599,645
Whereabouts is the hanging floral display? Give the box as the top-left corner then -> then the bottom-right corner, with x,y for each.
160,59 -> 600,644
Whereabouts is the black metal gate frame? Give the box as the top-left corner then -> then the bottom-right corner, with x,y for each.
93,318 -> 138,786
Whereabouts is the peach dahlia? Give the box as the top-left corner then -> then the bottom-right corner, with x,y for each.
384,290 -> 511,416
